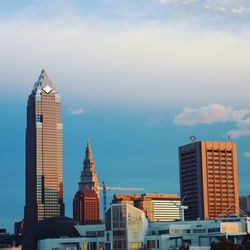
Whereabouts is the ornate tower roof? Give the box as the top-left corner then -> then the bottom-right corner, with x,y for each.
79,141 -> 99,197
85,140 -> 93,160
33,69 -> 56,93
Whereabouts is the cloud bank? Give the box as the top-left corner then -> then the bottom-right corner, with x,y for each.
174,104 -> 250,139
157,0 -> 250,18
174,104 -> 250,125
0,1 -> 250,109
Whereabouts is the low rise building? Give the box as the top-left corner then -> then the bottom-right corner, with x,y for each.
34,204 -> 250,250
112,193 -> 181,222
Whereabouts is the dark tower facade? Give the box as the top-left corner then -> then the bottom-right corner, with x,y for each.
73,141 -> 100,224
24,70 -> 64,231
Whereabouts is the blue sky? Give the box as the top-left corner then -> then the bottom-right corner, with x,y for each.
0,0 -> 250,233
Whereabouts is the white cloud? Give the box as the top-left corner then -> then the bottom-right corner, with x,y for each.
67,107 -> 85,116
244,152 -> 250,158
174,104 -> 250,125
174,104 -> 250,139
227,118 -> 250,139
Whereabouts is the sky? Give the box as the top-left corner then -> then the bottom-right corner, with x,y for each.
0,0 -> 250,233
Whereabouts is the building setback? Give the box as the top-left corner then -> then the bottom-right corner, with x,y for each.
73,141 -> 100,224
179,141 -> 239,220
24,70 -> 64,231
112,193 -> 181,222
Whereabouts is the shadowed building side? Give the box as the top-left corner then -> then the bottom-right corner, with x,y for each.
22,216 -> 79,250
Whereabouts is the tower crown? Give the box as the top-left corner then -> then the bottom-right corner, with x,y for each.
33,69 -> 56,93
85,141 -> 93,160
79,140 -> 99,197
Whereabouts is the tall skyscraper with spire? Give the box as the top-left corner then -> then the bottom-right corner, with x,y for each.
24,70 -> 64,231
73,141 -> 100,224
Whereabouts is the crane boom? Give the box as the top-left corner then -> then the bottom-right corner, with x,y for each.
101,181 -> 144,216
100,187 -> 143,191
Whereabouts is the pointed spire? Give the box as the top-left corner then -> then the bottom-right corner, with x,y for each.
33,69 -> 56,92
85,140 -> 93,160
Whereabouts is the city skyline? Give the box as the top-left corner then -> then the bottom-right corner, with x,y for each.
0,0 -> 250,233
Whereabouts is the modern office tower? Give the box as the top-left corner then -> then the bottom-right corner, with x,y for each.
240,195 -> 250,215
24,70 -> 64,231
73,141 -> 100,224
179,141 -> 239,220
112,193 -> 181,222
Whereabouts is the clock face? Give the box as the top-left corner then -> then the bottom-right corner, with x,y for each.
42,85 -> 53,94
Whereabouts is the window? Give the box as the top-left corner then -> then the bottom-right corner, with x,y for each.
208,228 -> 220,233
147,240 -> 156,249
159,229 -> 169,235
193,228 -> 206,233
113,230 -> 126,237
128,242 -> 143,249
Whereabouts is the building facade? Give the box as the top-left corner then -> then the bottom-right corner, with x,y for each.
179,141 -> 239,220
73,141 -> 100,224
112,193 -> 181,222
24,70 -> 64,231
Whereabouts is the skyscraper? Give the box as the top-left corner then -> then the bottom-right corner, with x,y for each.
24,70 -> 64,231
179,141 -> 239,220
73,141 -> 100,224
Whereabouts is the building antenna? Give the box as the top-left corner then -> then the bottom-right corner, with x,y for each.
189,135 -> 196,143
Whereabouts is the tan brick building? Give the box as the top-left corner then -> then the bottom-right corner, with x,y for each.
112,193 -> 181,221
179,141 -> 239,220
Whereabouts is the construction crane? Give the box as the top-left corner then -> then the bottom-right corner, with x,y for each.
99,181 -> 144,215
171,192 -> 188,221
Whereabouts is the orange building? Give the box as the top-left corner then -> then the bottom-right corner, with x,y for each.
112,193 -> 181,221
73,186 -> 100,224
25,70 -> 64,231
179,141 -> 239,220
73,141 -> 100,224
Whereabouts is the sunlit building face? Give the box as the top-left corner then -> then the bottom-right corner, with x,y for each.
24,70 -> 64,230
179,141 -> 239,221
